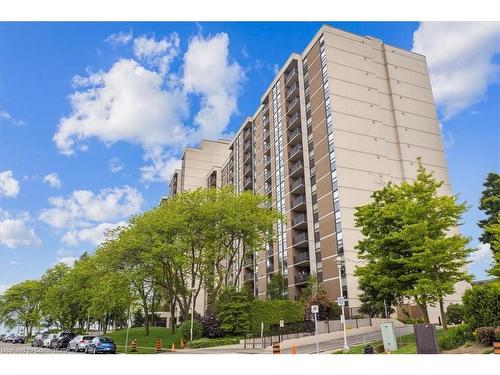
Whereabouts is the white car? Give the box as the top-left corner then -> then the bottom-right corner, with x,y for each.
43,333 -> 56,348
67,335 -> 95,352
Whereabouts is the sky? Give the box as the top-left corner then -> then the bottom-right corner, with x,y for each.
0,21 -> 499,294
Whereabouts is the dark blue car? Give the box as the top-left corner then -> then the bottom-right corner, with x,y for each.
86,336 -> 116,354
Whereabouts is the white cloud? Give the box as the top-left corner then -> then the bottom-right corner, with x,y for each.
109,157 -> 124,173
0,211 -> 41,249
0,170 -> 20,198
39,185 -> 143,229
62,221 -> 127,247
0,109 -> 25,126
106,30 -> 133,46
470,243 -> 493,264
55,256 -> 78,267
43,173 -> 62,189
133,33 -> 180,76
54,33 -> 243,183
183,33 -> 244,141
412,22 -> 500,120
8,260 -> 18,265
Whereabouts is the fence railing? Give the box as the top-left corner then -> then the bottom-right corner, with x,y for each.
243,317 -> 372,349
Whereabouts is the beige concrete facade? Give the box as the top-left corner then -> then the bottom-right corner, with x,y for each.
169,25 -> 469,323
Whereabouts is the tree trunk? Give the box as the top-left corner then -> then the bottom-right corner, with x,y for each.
143,300 -> 150,336
417,302 -> 430,323
170,300 -> 176,334
439,298 -> 447,330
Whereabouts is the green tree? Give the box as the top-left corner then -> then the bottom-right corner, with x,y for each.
0,280 -> 43,337
478,173 -> 500,250
301,274 -> 333,321
484,216 -> 500,277
354,161 -> 473,328
267,272 -> 286,300
216,287 -> 252,336
445,303 -> 465,325
462,283 -> 500,329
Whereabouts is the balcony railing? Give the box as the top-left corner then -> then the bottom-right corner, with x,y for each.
286,81 -> 299,99
294,251 -> 310,265
244,177 -> 253,188
264,156 -> 271,167
266,264 -> 274,274
286,97 -> 300,114
264,169 -> 271,181
263,128 -> 270,139
288,112 -> 300,129
243,140 -> 252,152
288,127 -> 302,144
263,143 -> 271,154
292,212 -> 307,227
264,184 -> 272,195
243,129 -> 252,140
293,232 -> 308,247
285,69 -> 298,85
288,144 -> 302,160
243,273 -> 254,282
290,177 -> 305,194
290,160 -> 304,177
243,153 -> 252,164
243,165 -> 252,176
243,257 -> 254,268
295,272 -> 310,285
291,195 -> 307,211
262,104 -> 269,114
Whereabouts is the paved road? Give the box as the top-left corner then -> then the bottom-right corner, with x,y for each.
0,341 -> 70,354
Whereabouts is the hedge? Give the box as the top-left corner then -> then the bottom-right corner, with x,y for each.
438,324 -> 474,351
186,337 -> 240,349
249,299 -> 304,335
462,283 -> 500,329
179,319 -> 203,342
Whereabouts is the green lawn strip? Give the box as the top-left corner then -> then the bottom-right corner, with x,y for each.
108,327 -> 183,354
333,333 -> 417,354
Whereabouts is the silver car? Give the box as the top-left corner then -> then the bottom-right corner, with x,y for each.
67,335 -> 95,352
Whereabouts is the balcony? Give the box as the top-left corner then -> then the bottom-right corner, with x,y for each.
295,272 -> 310,286
243,152 -> 252,164
243,273 -> 254,282
266,264 -> 274,274
263,116 -> 270,127
243,256 -> 254,269
263,128 -> 270,140
244,177 -> 253,189
243,140 -> 252,152
288,127 -> 302,145
290,177 -> 305,195
266,246 -> 274,257
287,112 -> 300,129
264,184 -> 272,195
294,251 -> 310,266
243,129 -> 252,140
262,104 -> 269,114
291,194 -> 307,212
289,160 -> 304,178
264,169 -> 271,182
264,156 -> 271,168
285,69 -> 298,86
263,142 -> 271,154
243,164 -> 252,177
293,232 -> 309,248
288,144 -> 303,162
291,212 -> 307,229
286,97 -> 300,115
286,81 -> 299,100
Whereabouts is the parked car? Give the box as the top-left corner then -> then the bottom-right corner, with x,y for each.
32,334 -> 48,347
55,332 -> 76,350
67,335 -> 95,352
13,335 -> 25,344
86,336 -> 116,354
4,333 -> 16,343
43,333 -> 56,348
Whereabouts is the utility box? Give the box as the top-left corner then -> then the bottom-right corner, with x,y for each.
380,322 -> 398,352
414,324 -> 440,354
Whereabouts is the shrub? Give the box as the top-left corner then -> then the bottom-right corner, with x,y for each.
200,313 -> 222,339
217,288 -> 252,336
438,324 -> 474,351
475,327 -> 497,346
329,303 -> 342,320
179,319 -> 203,342
462,283 -> 500,329
446,303 -> 465,325
249,299 -> 304,335
497,328 -> 500,342
185,337 -> 240,349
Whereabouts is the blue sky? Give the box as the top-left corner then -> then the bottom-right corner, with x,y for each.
0,22 -> 498,292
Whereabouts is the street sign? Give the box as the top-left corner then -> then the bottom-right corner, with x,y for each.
311,304 -> 319,314
279,320 -> 285,327
381,322 -> 398,352
337,296 -> 345,306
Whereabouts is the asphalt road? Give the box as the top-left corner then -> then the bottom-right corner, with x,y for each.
0,341 -> 71,354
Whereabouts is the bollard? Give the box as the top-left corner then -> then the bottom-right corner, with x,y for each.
272,341 -> 280,354
170,342 -> 176,352
130,338 -> 137,353
291,345 -> 297,354
155,338 -> 162,353
494,342 -> 500,354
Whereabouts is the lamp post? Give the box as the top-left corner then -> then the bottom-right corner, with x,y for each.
337,256 -> 349,352
190,287 -> 196,341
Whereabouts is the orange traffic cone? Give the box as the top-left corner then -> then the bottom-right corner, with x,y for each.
180,338 -> 185,349
170,342 -> 176,352
291,345 -> 297,354
155,338 -> 162,353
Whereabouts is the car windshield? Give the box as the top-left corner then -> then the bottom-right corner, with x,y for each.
100,337 -> 114,343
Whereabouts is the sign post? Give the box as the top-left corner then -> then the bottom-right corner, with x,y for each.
311,304 -> 319,353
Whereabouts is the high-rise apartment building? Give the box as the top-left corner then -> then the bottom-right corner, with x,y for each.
169,25 -> 469,323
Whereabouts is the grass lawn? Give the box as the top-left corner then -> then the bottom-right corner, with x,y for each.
334,333 -> 417,354
108,326 -> 184,354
